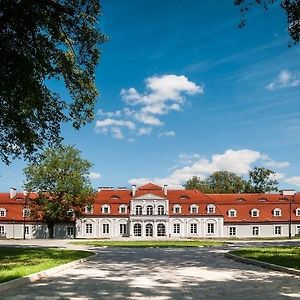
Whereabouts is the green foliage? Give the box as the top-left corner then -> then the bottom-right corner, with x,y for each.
0,0 -> 107,164
0,247 -> 92,283
183,171 -> 249,194
24,145 -> 95,238
234,0 -> 300,45
248,167 -> 278,193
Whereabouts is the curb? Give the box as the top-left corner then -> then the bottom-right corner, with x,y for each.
226,252 -> 300,277
0,252 -> 96,293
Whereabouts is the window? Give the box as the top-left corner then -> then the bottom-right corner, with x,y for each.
120,224 -> 127,235
274,226 -> 281,235
173,223 -> 180,234
297,225 -> 300,235
145,224 -> 153,237
0,208 -> 6,217
180,194 -> 190,200
23,208 -> 30,217
252,226 -> 259,236
119,205 -> 127,214
85,205 -> 93,214
273,208 -> 282,217
190,223 -> 197,234
0,226 -> 4,235
135,205 -> 142,215
296,208 -> 300,216
67,227 -> 74,236
133,223 -> 142,236
157,223 -> 166,236
24,226 -> 29,235
103,224 -> 109,234
173,205 -> 181,214
85,223 -> 92,234
67,209 -> 75,217
229,227 -> 236,236
207,204 -> 215,214
207,223 -> 215,234
228,209 -> 237,218
157,205 -> 165,215
102,205 -> 110,214
190,205 -> 198,214
146,205 -> 153,215
251,209 -> 259,217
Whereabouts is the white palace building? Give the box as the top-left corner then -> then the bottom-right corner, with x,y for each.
0,183 -> 300,239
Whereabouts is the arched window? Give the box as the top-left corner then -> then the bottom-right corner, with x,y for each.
273,208 -> 282,217
145,223 -> 153,237
173,205 -> 181,214
228,209 -> 237,218
157,223 -> 166,236
190,204 -> 198,214
102,205 -> 110,214
146,205 -> 153,215
207,204 -> 215,214
135,205 -> 142,215
133,223 -> 142,236
251,208 -> 260,217
157,205 -> 165,215
0,208 -> 7,217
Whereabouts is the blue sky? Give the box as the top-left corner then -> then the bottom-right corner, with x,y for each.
1,0 -> 300,191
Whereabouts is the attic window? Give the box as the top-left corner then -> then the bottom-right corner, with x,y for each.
236,198 -> 246,202
110,195 -> 120,200
180,195 -> 190,199
258,198 -> 268,202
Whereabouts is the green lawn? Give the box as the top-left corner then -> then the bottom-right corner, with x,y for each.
71,240 -> 226,248
231,246 -> 300,270
0,247 -> 92,283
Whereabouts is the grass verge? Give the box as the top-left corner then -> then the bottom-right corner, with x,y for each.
231,246 -> 300,270
0,247 -> 92,283
71,240 -> 226,248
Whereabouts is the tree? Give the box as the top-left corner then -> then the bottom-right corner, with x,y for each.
234,0 -> 300,44
24,145 -> 95,238
0,0 -> 106,164
184,171 -> 249,193
248,166 -> 279,193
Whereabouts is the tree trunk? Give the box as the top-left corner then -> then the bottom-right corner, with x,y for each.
47,223 -> 54,239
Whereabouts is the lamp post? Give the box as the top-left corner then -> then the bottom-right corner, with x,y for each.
23,197 -> 29,240
281,190 -> 296,239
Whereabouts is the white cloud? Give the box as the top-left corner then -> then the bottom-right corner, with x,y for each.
266,69 -> 300,90
285,176 -> 300,187
158,131 -> 176,138
138,127 -> 152,136
134,112 -> 164,126
128,149 -> 291,189
88,172 -> 102,180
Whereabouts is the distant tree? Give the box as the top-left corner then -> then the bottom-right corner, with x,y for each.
0,0 -> 106,164
234,0 -> 300,44
24,145 -> 95,239
184,171 -> 249,193
248,166 -> 279,193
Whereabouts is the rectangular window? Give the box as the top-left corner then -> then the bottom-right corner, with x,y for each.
0,210 -> 5,217
0,226 -> 4,235
24,226 -> 29,235
67,227 -> 74,236
229,227 -> 236,236
191,223 -> 197,234
85,224 -> 92,234
103,207 -> 109,214
274,226 -> 281,235
296,209 -> 300,217
103,224 -> 109,234
207,223 -> 215,234
23,208 -> 30,217
120,206 -> 126,214
173,223 -> 180,234
297,225 -> 300,235
85,205 -> 93,214
120,224 -> 127,235
174,206 -> 180,214
252,226 -> 259,236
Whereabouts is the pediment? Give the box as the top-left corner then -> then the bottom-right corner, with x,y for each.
132,193 -> 166,200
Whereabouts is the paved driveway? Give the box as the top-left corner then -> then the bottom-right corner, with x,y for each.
1,246 -> 300,299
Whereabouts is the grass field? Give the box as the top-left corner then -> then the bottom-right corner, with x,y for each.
0,247 -> 92,283
71,240 -> 226,248
231,246 -> 300,270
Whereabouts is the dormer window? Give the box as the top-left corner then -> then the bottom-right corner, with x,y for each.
190,204 -> 199,214
85,205 -> 93,214
207,204 -> 215,214
0,208 -> 7,217
258,198 -> 268,202
110,195 -> 120,200
228,209 -> 237,218
173,205 -> 181,214
273,208 -> 282,217
236,198 -> 246,202
296,208 -> 300,216
23,208 -> 30,217
119,205 -> 127,214
251,209 -> 259,217
180,195 -> 190,200
102,204 -> 110,214
67,209 -> 75,217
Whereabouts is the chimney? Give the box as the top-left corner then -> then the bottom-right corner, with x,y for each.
163,184 -> 168,196
132,184 -> 136,197
281,189 -> 296,196
10,187 -> 17,199
98,186 -> 113,192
